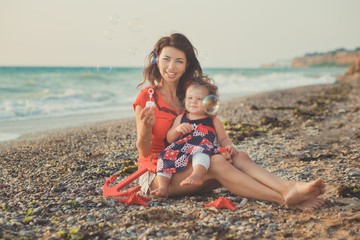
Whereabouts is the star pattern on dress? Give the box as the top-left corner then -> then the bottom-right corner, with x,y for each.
204,197 -> 238,210
117,193 -> 152,206
196,123 -> 215,135
200,138 -> 213,148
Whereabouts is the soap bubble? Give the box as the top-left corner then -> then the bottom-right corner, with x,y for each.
200,53 -> 208,61
128,47 -> 139,55
97,64 -> 112,74
104,29 -> 116,40
109,14 -> 120,25
128,18 -> 143,32
203,95 -> 219,115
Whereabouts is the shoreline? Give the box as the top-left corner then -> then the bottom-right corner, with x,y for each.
0,80 -> 359,239
0,91 -> 273,143
0,108 -> 133,143
0,82 -> 335,143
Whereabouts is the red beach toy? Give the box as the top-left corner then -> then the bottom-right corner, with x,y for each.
102,160 -> 157,198
117,193 -> 152,206
205,196 -> 238,210
219,147 -> 227,155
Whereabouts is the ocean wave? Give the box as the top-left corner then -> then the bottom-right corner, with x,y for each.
214,71 -> 336,97
0,67 -> 345,121
0,89 -> 126,120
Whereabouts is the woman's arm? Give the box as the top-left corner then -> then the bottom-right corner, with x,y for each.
166,115 -> 182,143
135,105 -> 156,158
214,117 -> 238,156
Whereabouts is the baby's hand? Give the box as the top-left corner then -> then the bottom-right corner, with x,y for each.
224,152 -> 232,162
221,145 -> 238,157
226,145 -> 238,156
219,147 -> 232,163
176,123 -> 193,135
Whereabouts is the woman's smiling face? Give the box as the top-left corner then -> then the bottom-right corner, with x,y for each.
157,46 -> 187,84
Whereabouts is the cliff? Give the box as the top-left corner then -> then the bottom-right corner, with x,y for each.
337,55 -> 360,83
291,48 -> 360,68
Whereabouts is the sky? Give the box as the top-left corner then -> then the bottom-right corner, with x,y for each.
0,0 -> 359,68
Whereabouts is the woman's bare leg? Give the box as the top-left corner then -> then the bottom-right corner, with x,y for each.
158,155 -> 285,204
205,155 -> 286,204
150,154 -> 326,210
231,151 -> 326,206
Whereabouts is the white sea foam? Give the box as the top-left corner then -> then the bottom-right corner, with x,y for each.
0,67 -> 141,121
0,133 -> 20,142
214,71 -> 336,100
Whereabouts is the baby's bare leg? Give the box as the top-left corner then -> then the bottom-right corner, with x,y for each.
151,175 -> 170,197
180,164 -> 207,186
181,152 -> 210,186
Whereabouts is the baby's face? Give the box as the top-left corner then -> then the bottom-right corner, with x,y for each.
185,85 -> 209,115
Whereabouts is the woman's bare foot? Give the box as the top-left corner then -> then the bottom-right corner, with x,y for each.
284,178 -> 325,206
293,197 -> 328,211
180,173 -> 204,186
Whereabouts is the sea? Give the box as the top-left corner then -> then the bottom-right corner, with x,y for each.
0,66 -> 346,142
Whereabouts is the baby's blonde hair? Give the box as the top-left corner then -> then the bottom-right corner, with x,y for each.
185,75 -> 218,97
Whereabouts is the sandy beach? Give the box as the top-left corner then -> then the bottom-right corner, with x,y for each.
0,77 -> 359,239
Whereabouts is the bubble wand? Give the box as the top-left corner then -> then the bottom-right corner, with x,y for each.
146,88 -> 155,108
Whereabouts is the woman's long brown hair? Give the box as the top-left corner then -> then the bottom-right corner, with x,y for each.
139,33 -> 203,103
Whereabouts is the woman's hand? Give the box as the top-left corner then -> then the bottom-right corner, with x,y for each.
175,122 -> 193,135
135,105 -> 155,158
139,105 -> 156,127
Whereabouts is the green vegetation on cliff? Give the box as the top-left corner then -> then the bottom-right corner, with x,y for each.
305,47 -> 360,57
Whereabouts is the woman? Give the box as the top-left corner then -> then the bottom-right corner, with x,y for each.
133,33 -> 326,211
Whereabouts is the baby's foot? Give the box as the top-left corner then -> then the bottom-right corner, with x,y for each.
150,187 -> 169,197
284,178 -> 325,206
180,173 -> 204,186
